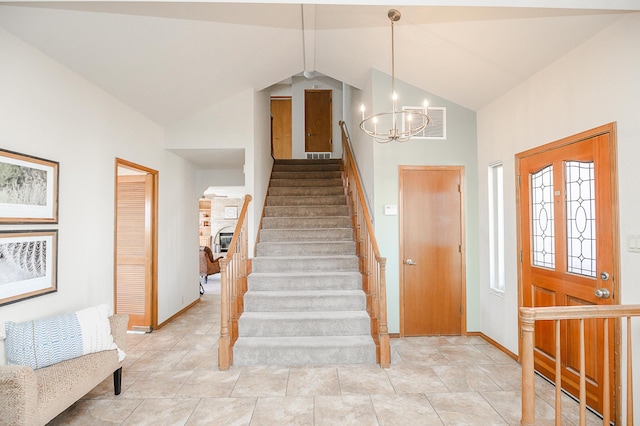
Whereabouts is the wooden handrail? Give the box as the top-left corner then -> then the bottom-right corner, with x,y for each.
339,121 -> 390,368
520,304 -> 640,425
218,194 -> 252,371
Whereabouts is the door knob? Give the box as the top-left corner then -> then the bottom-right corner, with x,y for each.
405,259 -> 417,265
595,288 -> 611,299
600,271 -> 610,281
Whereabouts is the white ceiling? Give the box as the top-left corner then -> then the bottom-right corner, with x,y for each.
0,1 -> 637,129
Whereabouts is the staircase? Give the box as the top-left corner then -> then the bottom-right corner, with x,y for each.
233,159 -> 377,366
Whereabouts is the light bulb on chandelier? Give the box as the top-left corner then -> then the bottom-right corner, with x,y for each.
359,9 -> 430,143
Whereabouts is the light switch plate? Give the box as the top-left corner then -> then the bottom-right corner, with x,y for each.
628,235 -> 640,253
384,204 -> 398,216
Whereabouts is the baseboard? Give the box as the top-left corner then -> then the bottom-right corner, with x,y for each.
468,331 -> 518,361
156,297 -> 200,330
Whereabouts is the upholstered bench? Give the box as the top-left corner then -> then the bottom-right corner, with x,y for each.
0,305 -> 127,425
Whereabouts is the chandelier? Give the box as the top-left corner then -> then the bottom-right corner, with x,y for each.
359,9 -> 430,143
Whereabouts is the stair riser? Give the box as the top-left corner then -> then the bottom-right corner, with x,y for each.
270,179 -> 343,187
233,344 -> 376,366
238,316 -> 371,337
264,205 -> 349,217
262,217 -> 351,229
244,293 -> 366,312
259,228 -> 353,242
268,187 -> 344,196
274,159 -> 341,166
248,273 -> 362,291
252,256 -> 359,273
273,164 -> 341,173
256,242 -> 355,256
266,196 -> 346,206
271,171 -> 342,180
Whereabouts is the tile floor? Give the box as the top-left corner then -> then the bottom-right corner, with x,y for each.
50,277 -> 601,425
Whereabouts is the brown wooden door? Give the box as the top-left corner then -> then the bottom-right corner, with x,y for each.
400,166 -> 464,336
518,124 -> 617,416
271,97 -> 292,159
115,169 -> 156,331
304,90 -> 332,153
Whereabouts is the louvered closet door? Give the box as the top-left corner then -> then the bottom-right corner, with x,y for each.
116,174 -> 153,331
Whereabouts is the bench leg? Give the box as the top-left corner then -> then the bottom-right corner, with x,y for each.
113,367 -> 123,395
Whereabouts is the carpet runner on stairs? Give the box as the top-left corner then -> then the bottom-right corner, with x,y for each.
233,159 -> 377,366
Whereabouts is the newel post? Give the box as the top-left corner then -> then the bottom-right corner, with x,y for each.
218,257 -> 231,371
520,308 -> 536,425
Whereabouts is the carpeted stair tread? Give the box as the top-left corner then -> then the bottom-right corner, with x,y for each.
262,216 -> 351,229
244,290 -> 365,312
238,311 -> 371,337
269,178 -> 343,187
266,195 -> 347,206
256,241 -> 355,256
252,255 -> 359,273
264,205 -> 349,217
247,271 -> 362,291
271,171 -> 342,180
268,186 -> 345,196
233,336 -> 376,366
259,228 -> 353,242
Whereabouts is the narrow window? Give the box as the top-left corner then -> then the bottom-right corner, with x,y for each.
488,162 -> 505,293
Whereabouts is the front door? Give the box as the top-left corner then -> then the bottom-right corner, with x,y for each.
304,90 -> 332,153
517,123 -> 618,416
400,166 -> 465,336
115,160 -> 157,332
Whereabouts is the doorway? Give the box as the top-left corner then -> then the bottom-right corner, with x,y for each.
516,123 -> 619,418
304,89 -> 332,153
114,158 -> 158,332
399,166 -> 465,336
271,97 -> 292,159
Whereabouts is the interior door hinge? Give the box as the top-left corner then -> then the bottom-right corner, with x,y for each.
460,306 -> 464,315
520,250 -> 523,263
458,245 -> 462,253
517,175 -> 521,187
458,184 -> 461,193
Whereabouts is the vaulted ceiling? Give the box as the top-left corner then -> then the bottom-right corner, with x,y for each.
0,1 -> 638,127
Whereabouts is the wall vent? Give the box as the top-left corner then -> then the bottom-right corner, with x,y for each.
306,152 -> 331,160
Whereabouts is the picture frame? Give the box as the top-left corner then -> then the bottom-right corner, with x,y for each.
0,149 -> 59,223
0,230 -> 58,306
224,206 -> 238,219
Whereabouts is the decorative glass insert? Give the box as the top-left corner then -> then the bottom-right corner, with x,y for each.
566,161 -> 596,277
531,165 -> 555,268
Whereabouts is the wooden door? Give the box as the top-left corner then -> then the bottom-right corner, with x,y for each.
271,97 -> 292,159
518,124 -> 618,416
304,90 -> 332,153
115,163 -> 157,332
400,166 -> 465,336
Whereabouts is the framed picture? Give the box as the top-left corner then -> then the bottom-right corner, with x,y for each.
224,206 -> 238,219
0,230 -> 58,306
0,149 -> 59,223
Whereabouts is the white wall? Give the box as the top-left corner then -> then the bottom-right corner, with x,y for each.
0,27 -> 197,362
165,88 -> 272,255
196,167 -> 245,199
477,12 -> 640,413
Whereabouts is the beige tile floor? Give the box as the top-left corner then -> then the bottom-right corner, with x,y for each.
49,278 -> 602,425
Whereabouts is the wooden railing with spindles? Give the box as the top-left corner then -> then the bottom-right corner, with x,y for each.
520,304 -> 640,425
218,194 -> 252,371
339,121 -> 390,368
